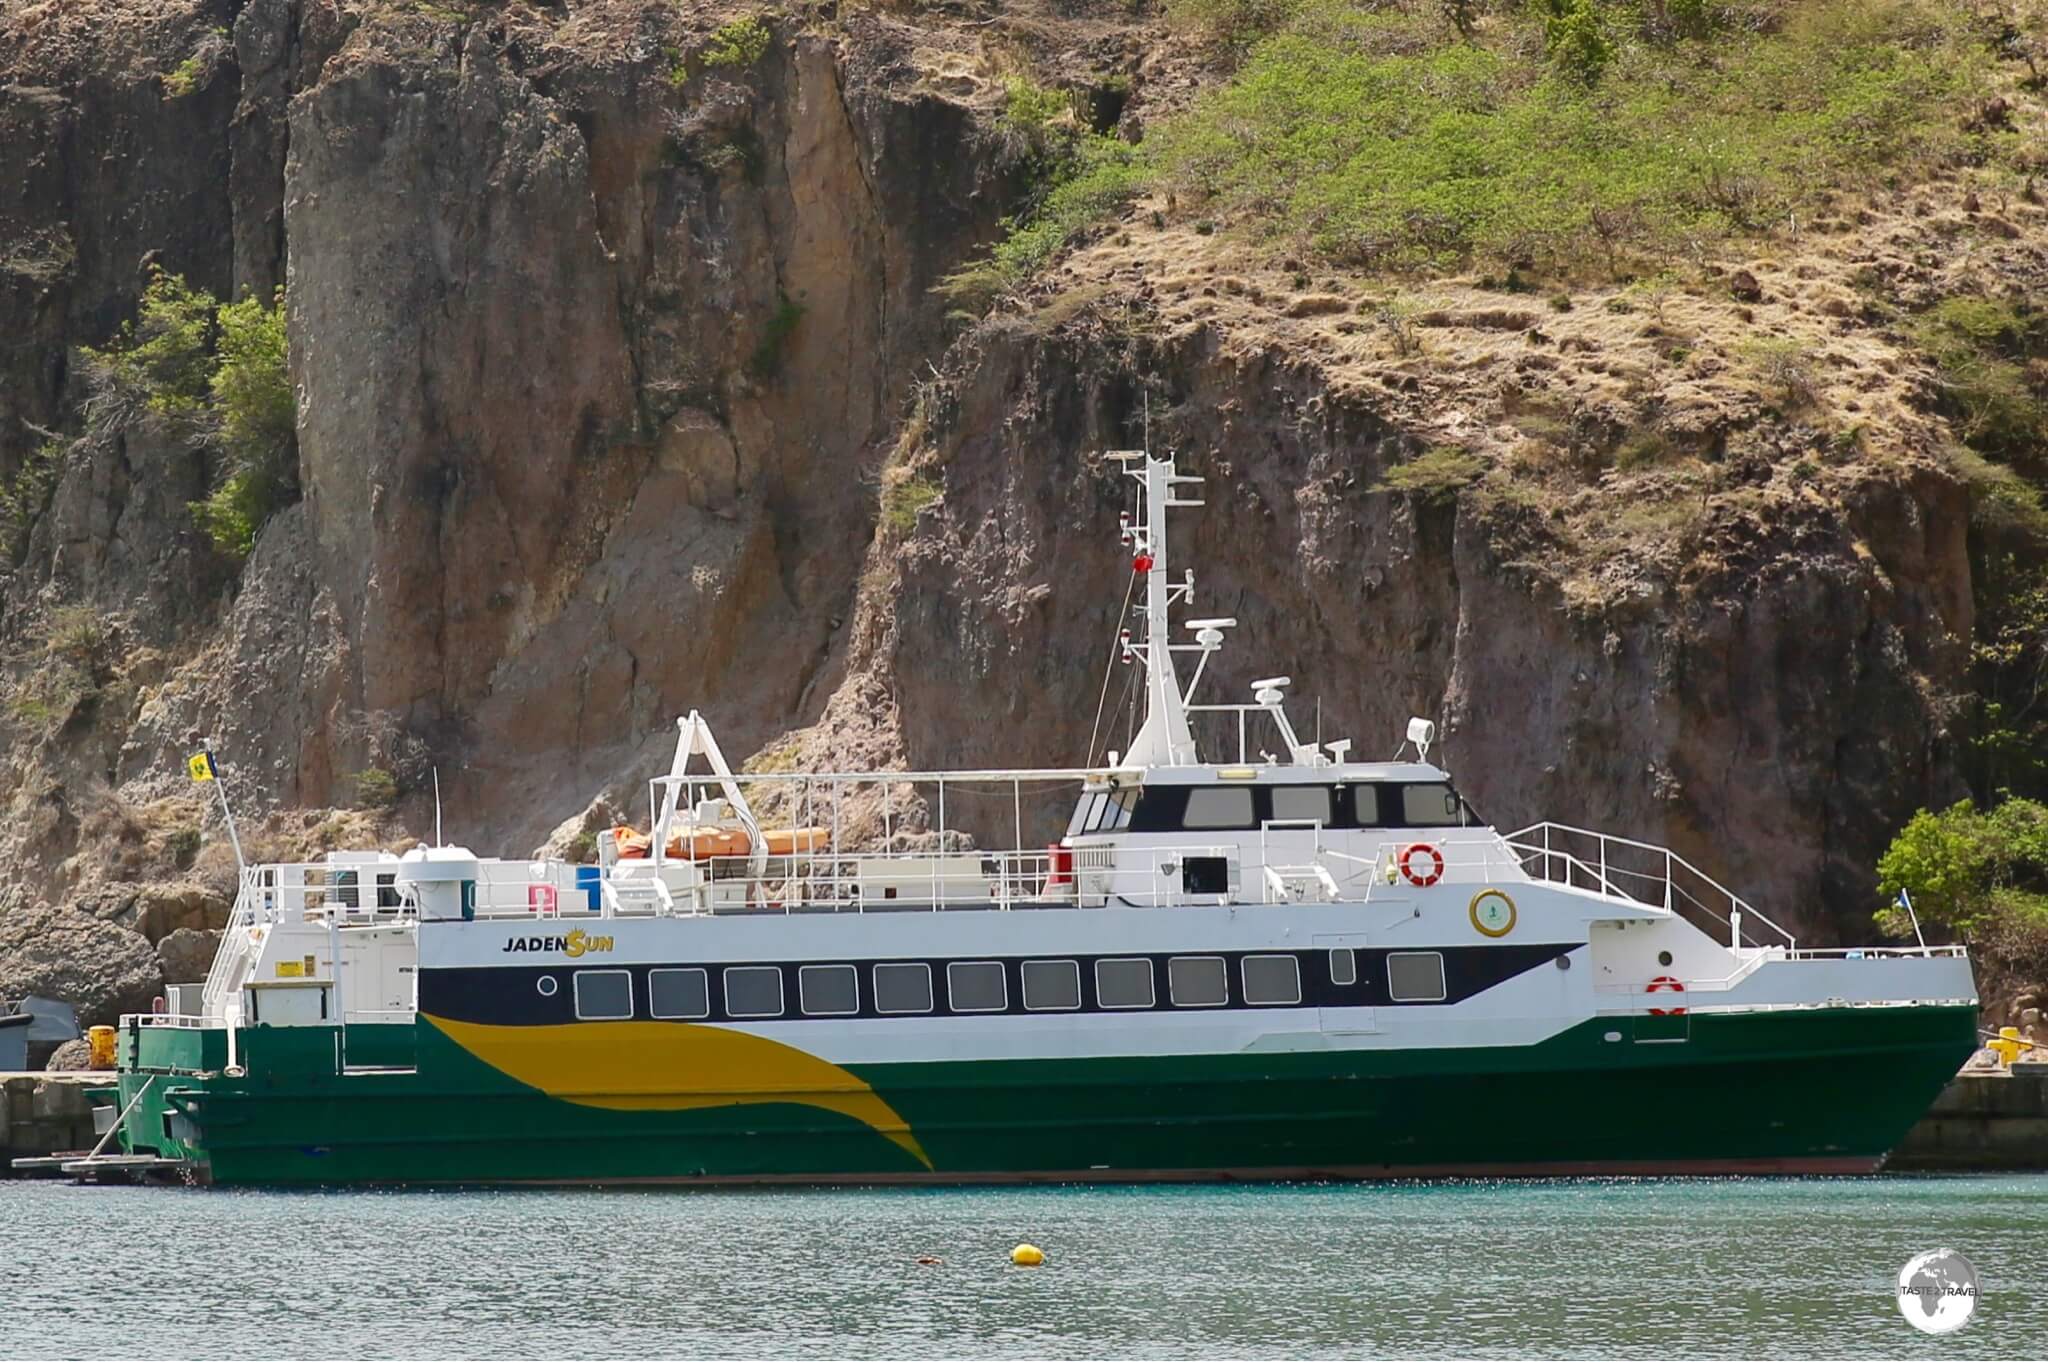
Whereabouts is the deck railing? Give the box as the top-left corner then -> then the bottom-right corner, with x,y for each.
1505,822 -> 1797,950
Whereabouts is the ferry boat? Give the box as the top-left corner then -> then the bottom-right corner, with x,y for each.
73,453 -> 1976,1185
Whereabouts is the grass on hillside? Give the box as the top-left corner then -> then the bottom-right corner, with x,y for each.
949,0 -> 2025,294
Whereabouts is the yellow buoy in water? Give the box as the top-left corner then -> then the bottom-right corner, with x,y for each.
1011,1243 -> 1045,1267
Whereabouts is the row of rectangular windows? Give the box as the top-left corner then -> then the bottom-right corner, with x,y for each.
567,949 -> 1450,1020
1072,781 -> 1470,836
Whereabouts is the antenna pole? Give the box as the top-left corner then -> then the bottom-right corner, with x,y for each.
433,768 -> 444,846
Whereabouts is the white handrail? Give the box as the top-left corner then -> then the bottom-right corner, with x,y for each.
1507,821 -> 1797,949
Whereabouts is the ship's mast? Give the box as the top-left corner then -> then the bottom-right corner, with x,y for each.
1113,452 -> 1203,767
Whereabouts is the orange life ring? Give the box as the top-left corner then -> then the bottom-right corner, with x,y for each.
1399,842 -> 1444,888
1647,974 -> 1687,1016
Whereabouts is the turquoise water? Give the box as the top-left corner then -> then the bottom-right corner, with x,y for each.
3,1176 -> 2043,1358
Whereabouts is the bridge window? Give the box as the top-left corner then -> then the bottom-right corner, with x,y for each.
1242,954 -> 1302,1006
1022,959 -> 1082,1011
873,962 -> 933,1015
573,968 -> 633,1021
1095,958 -> 1155,1009
1401,783 -> 1462,827
723,966 -> 785,1019
1066,788 -> 1139,836
1352,785 -> 1383,827
1065,792 -> 1104,838
648,967 -> 709,1020
1329,948 -> 1357,986
1270,786 -> 1332,825
1183,787 -> 1255,830
947,960 -> 1007,1013
1387,951 -> 1447,1002
1168,955 -> 1229,1007
799,964 -> 859,1017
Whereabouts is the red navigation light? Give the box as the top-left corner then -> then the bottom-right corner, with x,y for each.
1132,554 -> 1154,573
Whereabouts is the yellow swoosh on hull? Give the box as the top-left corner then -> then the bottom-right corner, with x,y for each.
424,1014 -> 931,1169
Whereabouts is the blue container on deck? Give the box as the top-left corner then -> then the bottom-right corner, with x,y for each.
576,866 -> 603,912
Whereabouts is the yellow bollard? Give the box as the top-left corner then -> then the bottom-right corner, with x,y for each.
1988,1027 -> 2022,1068
86,1025 -> 117,1070
1011,1243 -> 1045,1267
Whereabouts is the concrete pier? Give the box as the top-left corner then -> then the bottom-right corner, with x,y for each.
1888,1067 -> 2048,1171
1,1072 -> 104,1171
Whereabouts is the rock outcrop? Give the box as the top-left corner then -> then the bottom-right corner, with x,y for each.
0,902 -> 162,1029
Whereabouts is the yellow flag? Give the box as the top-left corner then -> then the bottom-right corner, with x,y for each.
187,752 -> 215,783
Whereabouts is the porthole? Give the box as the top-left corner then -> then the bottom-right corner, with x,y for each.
536,975 -> 559,997
1657,950 -> 1674,967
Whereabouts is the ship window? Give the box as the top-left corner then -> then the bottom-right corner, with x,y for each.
1387,951 -> 1448,1002
1022,959 -> 1082,1011
573,968 -> 633,1021
1352,785 -> 1383,827
799,964 -> 859,1017
1183,787 -> 1255,830
723,966 -> 785,1019
648,967 -> 709,1020
873,962 -> 934,1015
1095,957 -> 1155,1009
1093,787 -> 1138,832
947,960 -> 1007,1013
1401,783 -> 1462,827
1065,793 -> 1105,838
1242,954 -> 1303,1006
1329,948 -> 1357,986
1168,956 -> 1228,1007
1269,786 -> 1332,825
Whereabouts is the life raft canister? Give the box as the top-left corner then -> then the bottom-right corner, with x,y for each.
1647,974 -> 1688,1016
1399,842 -> 1445,888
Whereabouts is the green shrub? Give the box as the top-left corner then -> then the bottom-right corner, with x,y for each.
1537,0 -> 1615,82
748,293 -> 805,380
79,267 -> 216,426
1876,798 -> 2048,940
163,56 -> 206,98
78,271 -> 298,559
350,768 -> 401,809
43,604 -> 115,669
882,474 -> 941,533
1738,337 -> 1820,408
1949,447 -> 2048,541
1376,446 -> 1487,502
1912,296 -> 2045,457
167,826 -> 203,867
0,436 -> 65,563
938,137 -> 1144,310
1001,78 -> 1071,143
195,287 -> 297,557
702,16 -> 772,69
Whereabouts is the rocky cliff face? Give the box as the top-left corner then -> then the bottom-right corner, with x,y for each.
0,0 -> 2036,1027
0,0 -> 1030,1020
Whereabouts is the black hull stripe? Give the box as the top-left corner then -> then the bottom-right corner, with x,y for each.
420,943 -> 1577,1026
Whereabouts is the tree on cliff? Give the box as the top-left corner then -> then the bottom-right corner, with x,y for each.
76,267 -> 296,560
1878,798 -> 2048,1008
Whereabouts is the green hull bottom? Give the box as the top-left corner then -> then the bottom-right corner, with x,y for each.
110,1006 -> 1978,1186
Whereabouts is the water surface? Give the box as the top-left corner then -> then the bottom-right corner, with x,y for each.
4,1176 -> 2042,1358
